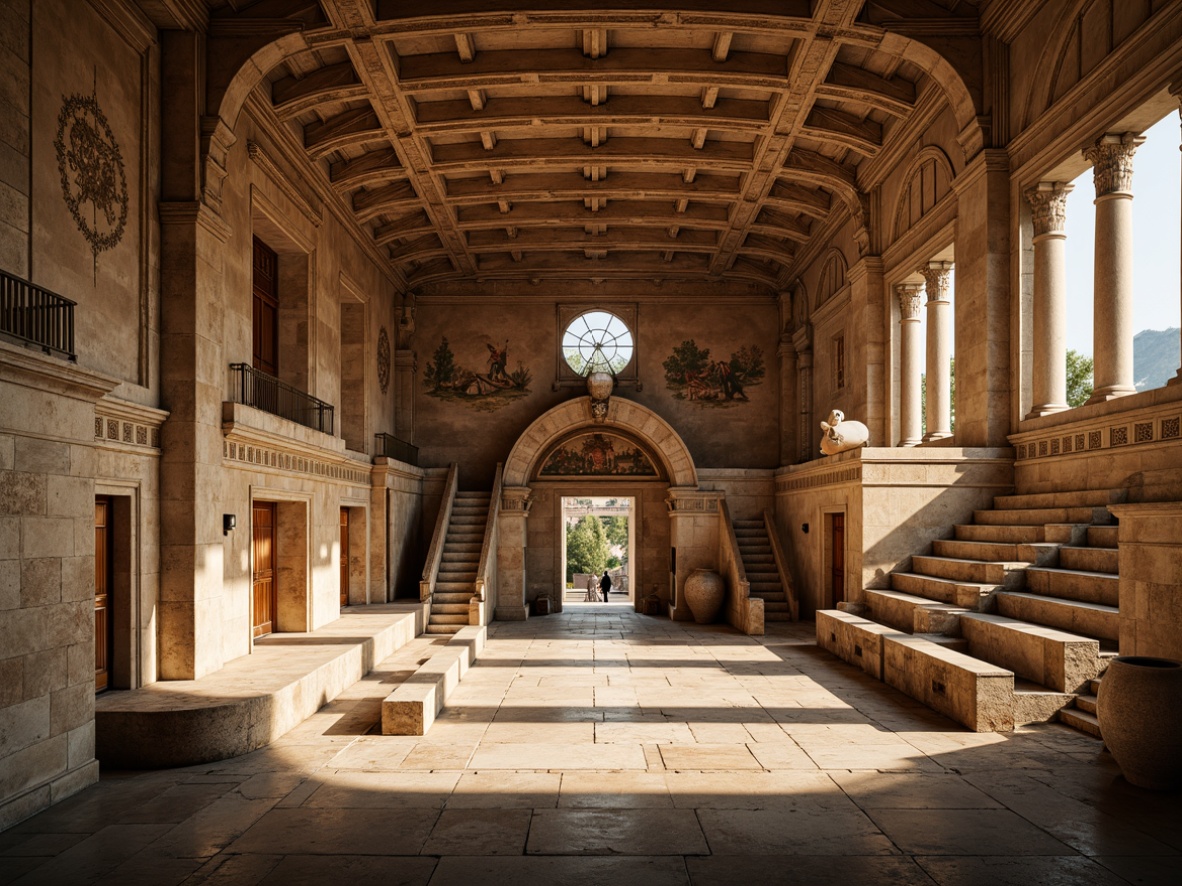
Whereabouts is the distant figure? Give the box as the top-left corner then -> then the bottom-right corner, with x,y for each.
600,570 -> 612,602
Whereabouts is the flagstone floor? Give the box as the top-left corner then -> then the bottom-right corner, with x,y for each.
2,604 -> 1178,885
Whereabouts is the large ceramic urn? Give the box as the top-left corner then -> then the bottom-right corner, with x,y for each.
1096,656 -> 1182,791
683,568 -> 725,624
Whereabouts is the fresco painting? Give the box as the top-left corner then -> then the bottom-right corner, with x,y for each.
663,339 -> 766,406
539,433 -> 659,477
422,335 -> 532,411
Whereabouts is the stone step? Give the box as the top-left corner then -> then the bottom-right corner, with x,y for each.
993,489 -> 1121,510
441,553 -> 479,565
450,516 -> 487,525
1058,706 -> 1102,739
1075,693 -> 1098,716
433,592 -> 471,604
733,520 -> 764,527
1013,685 -> 1075,726
995,592 -> 1119,642
425,624 -> 464,635
765,612 -> 793,622
973,506 -> 1113,526
741,551 -> 774,562
436,581 -> 474,593
1024,567 -> 1119,607
431,603 -> 469,615
932,538 -> 1058,565
749,582 -> 783,594
890,572 -> 999,609
762,602 -> 790,614
912,555 -> 1027,587
954,523 -> 1049,543
428,613 -> 468,625
442,542 -> 482,554
958,612 -> 1102,692
1087,525 -> 1119,548
865,588 -> 971,634
1057,546 -> 1118,574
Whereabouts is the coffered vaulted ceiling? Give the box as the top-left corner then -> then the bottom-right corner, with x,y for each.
213,0 -> 982,293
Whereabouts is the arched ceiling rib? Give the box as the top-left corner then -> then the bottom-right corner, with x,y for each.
230,0 -> 980,292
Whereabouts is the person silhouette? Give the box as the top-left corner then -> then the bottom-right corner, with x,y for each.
599,570 -> 612,602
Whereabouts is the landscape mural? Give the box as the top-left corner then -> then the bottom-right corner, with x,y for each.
663,339 -> 766,405
539,433 -> 659,477
422,335 -> 532,411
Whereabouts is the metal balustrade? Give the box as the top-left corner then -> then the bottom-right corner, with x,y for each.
374,432 -> 419,466
229,363 -> 335,435
0,270 -> 76,361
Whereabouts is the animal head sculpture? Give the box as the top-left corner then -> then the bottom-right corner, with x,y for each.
819,409 -> 869,456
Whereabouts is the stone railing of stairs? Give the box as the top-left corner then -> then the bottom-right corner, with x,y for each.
426,490 -> 493,635
818,488 -> 1123,733
720,500 -> 762,635
732,512 -> 797,623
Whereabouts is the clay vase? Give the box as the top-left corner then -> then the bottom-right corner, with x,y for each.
1096,656 -> 1182,791
683,568 -> 725,624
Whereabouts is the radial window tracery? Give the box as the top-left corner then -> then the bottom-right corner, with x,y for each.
562,310 -> 634,376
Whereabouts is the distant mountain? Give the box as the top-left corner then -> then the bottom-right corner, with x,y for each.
1134,328 -> 1180,391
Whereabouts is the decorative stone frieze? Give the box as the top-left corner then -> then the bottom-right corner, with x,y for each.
501,487 -> 532,513
221,440 -> 370,484
1025,182 -> 1073,237
1013,412 -> 1181,460
665,490 -> 721,513
1083,133 -> 1146,196
94,397 -> 168,452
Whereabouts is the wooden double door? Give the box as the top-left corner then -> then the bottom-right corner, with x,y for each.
340,508 -> 349,608
252,502 -> 277,637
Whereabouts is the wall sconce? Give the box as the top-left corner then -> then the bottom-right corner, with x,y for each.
801,523 -> 810,534
223,514 -> 237,536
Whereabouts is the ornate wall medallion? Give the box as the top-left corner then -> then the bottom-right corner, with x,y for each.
377,326 -> 391,394
54,84 -> 129,262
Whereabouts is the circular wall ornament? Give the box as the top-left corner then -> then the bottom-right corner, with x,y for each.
377,326 -> 391,393
54,90 -> 129,257
562,310 -> 633,376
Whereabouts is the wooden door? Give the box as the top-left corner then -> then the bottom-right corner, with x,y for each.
94,497 -> 112,691
252,502 -> 277,637
252,237 -> 279,376
339,507 -> 349,607
830,513 -> 845,606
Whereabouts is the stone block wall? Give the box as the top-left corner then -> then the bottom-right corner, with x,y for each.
0,0 -> 29,277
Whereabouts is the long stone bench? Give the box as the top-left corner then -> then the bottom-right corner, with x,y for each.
882,633 -> 1014,732
817,609 -> 901,680
381,624 -> 487,735
958,612 -> 1102,692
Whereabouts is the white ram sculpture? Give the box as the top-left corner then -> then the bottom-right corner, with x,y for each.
819,409 -> 869,456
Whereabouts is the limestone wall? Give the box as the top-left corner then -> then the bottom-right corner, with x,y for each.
0,0 -> 29,278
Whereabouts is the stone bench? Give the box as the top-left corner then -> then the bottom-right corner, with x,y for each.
882,633 -> 1014,732
381,624 -> 486,735
816,609 -> 901,680
958,612 -> 1102,693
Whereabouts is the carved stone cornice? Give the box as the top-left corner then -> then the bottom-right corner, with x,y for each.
895,283 -> 924,320
919,261 -> 954,304
1084,133 -> 1146,197
501,486 -> 532,514
1025,182 -> 1074,237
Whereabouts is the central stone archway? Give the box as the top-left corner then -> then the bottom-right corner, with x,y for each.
495,395 -> 721,623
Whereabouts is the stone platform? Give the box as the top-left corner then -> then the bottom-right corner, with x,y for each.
94,604 -> 427,768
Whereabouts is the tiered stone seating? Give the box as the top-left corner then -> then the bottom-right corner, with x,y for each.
820,489 -> 1122,733
427,491 -> 491,634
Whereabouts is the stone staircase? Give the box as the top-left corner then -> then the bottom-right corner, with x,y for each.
733,518 -> 791,622
821,489 -> 1121,733
427,491 -> 490,635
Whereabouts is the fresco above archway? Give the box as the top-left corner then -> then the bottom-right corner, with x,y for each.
538,432 -> 660,479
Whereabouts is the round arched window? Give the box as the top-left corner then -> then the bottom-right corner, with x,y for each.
562,310 -> 634,376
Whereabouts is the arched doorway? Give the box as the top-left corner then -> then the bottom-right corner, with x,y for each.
495,395 -> 722,623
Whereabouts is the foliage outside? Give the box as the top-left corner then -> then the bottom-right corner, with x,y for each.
1065,349 -> 1094,407
565,514 -> 609,583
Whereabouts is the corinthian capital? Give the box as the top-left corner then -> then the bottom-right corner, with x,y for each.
1025,182 -> 1074,237
1084,133 -> 1146,197
919,261 -> 954,303
896,283 -> 924,320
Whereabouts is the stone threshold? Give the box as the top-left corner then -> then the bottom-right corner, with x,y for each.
95,603 -> 425,768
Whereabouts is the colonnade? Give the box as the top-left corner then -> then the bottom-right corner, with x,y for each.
895,261 -> 954,447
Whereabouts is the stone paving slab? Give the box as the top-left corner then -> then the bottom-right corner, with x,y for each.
3,608 -> 1179,885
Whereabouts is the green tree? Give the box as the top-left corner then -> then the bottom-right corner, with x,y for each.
1066,349 -> 1094,407
920,357 -> 955,435
423,336 -> 457,390
566,514 -> 609,582
663,339 -> 710,386
601,516 -> 628,548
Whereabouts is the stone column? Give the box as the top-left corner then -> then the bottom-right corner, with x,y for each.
792,324 -> 813,461
1083,133 -> 1145,403
778,333 -> 797,465
919,261 -> 954,440
495,486 -> 531,621
1171,89 -> 1182,387
1024,182 -> 1074,416
896,283 -> 924,446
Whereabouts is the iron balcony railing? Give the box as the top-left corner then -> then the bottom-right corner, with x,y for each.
374,432 -> 419,466
0,270 -> 76,361
229,363 -> 335,435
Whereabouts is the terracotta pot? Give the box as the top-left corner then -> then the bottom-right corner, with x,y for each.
1096,656 -> 1182,791
683,568 -> 725,624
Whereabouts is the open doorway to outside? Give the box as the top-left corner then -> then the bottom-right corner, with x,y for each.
560,496 -> 635,606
